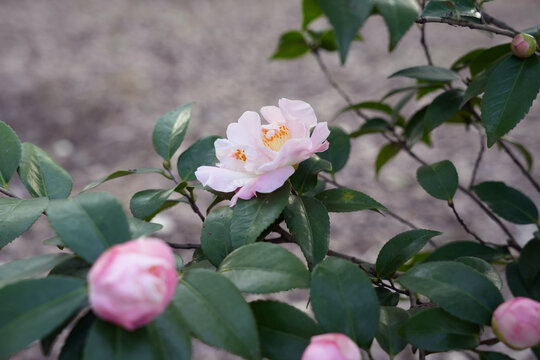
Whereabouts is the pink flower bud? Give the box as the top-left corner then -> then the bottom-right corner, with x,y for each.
88,238 -> 178,331
492,297 -> 540,350
302,333 -> 361,360
511,33 -> 537,58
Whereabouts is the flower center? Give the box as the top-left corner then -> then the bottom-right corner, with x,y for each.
233,148 -> 247,162
262,125 -> 291,152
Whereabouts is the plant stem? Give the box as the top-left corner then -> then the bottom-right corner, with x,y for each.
167,242 -> 200,249
469,129 -> 485,188
419,0 -> 433,66
448,201 -> 486,244
498,140 -> 540,194
415,17 -> 516,38
0,187 -> 20,198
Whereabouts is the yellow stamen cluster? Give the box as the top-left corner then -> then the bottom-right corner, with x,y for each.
262,125 -> 291,152
233,148 -> 247,162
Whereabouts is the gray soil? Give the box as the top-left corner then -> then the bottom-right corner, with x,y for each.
1,0 -> 539,359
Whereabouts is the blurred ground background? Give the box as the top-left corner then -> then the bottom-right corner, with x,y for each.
1,0 -> 539,359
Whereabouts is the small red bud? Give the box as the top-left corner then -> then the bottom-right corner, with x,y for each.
510,33 -> 537,58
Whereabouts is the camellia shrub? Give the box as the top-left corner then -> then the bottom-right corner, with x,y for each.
0,0 -> 539,359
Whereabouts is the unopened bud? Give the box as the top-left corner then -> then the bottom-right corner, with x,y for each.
302,333 -> 361,360
491,297 -> 540,350
511,33 -> 537,58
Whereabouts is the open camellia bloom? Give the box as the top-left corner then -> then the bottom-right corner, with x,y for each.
302,333 -> 361,360
88,238 -> 178,331
195,98 -> 330,205
492,297 -> 540,350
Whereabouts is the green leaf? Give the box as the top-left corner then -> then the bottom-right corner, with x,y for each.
389,66 -> 462,82
289,156 -> 332,194
316,188 -> 387,212
83,320 -> 153,360
318,126 -> 351,173
271,31 -> 311,60
469,44 -> 510,76
424,241 -> 501,262
83,168 -> 167,191
471,181 -> 539,225
50,257 -> 90,280
421,0 -> 478,19
230,182 -> 290,247
146,305 -> 191,360
0,120 -> 21,187
451,48 -> 485,71
375,143 -> 400,176
0,277 -> 87,359
127,217 -> 163,239
375,287 -> 400,306
0,253 -> 72,289
201,206 -> 234,266
129,183 -> 186,220
311,257 -> 379,349
376,306 -> 409,358
177,135 -> 219,181
303,0 -> 323,29
174,269 -> 260,360
18,143 -> 72,199
376,229 -> 442,278
283,195 -> 329,269
47,192 -> 131,263
0,197 -> 48,248
423,89 -> 464,132
152,103 -> 193,163
317,0 -> 373,63
218,242 -> 310,293
519,239 -> 540,286
482,55 -> 540,146
251,300 -> 321,360
403,106 -> 428,145
416,160 -> 459,201
350,118 -> 390,137
60,312 -> 96,360
506,261 -> 540,301
455,256 -> 502,289
373,0 -> 419,51
399,307 -> 480,351
398,261 -> 503,324
461,72 -> 488,107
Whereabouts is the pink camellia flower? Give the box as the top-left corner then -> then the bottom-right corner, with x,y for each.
510,33 -> 537,58
88,238 -> 178,331
195,98 -> 330,205
491,297 -> 540,350
302,333 -> 361,360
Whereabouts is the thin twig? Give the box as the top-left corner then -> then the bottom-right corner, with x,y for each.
419,0 -> 433,66
479,337 -> 499,346
180,189 -> 206,222
166,167 -> 206,222
0,187 -> 20,198
415,17 -> 516,38
312,51 -> 519,251
167,242 -> 200,249
480,11 -> 517,33
318,173 -> 422,232
499,140 -> 540,194
312,49 -> 369,121
469,129 -> 485,188
448,201 -> 486,244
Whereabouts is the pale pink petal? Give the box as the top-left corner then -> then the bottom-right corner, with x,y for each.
226,111 -> 262,148
230,166 -> 294,206
195,166 -> 254,193
279,98 -> 317,129
261,105 -> 286,125
258,138 -> 313,172
310,122 -> 330,152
